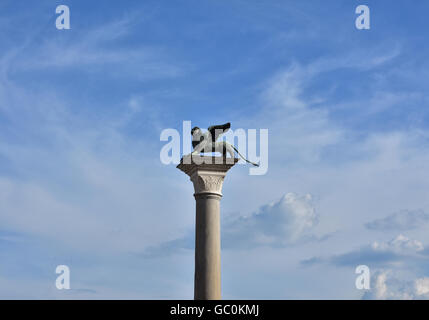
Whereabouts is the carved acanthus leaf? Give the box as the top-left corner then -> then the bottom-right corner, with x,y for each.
191,174 -> 225,195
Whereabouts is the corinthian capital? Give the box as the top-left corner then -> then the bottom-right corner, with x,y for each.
177,155 -> 238,196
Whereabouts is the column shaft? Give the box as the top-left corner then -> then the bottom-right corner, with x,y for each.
194,193 -> 221,300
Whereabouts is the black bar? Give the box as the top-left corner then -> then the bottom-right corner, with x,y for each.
1,300 -> 427,319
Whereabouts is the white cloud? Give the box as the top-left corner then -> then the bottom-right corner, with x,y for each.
363,270 -> 412,300
371,234 -> 424,254
304,234 -> 428,268
415,277 -> 429,297
223,193 -> 320,248
363,270 -> 429,300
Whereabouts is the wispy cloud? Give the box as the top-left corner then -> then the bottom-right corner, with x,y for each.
365,210 -> 429,231
302,234 -> 429,268
3,16 -> 183,80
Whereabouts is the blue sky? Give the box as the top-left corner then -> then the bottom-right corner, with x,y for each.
1,0 -> 429,299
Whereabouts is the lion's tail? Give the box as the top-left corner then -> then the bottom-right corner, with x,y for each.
231,146 -> 259,167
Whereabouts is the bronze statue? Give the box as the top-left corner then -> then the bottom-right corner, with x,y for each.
191,122 -> 259,167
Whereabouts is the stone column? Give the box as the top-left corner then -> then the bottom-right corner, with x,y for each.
177,155 -> 238,300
